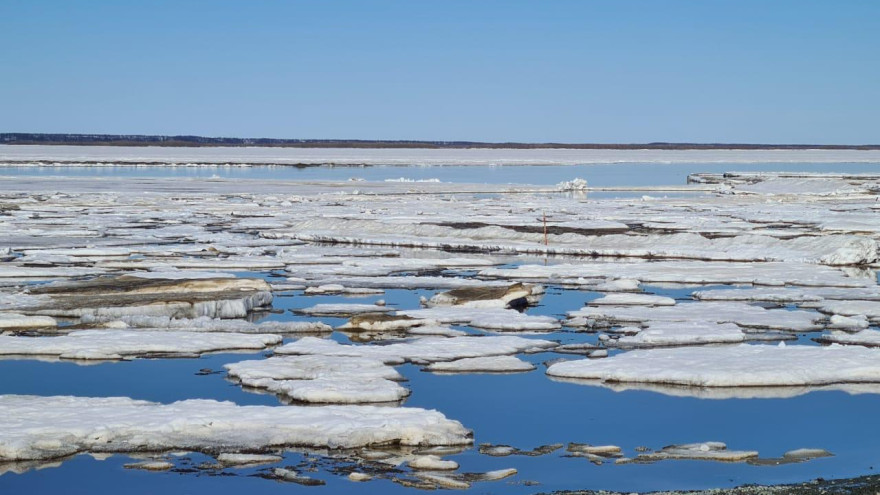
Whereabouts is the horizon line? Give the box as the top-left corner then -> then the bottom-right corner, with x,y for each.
1,133 -> 879,150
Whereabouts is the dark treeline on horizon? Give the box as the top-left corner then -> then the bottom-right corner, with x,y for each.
1,133 -> 878,150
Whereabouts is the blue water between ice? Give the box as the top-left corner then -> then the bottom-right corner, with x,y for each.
2,283 -> 879,494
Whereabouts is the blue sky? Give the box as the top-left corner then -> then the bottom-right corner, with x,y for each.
1,1 -> 878,143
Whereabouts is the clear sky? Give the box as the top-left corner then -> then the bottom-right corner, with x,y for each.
1,1 -> 878,143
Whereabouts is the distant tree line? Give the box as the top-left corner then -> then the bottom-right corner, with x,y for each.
1,133 -> 877,150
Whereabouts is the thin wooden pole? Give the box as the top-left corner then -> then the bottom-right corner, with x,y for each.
543,211 -> 548,246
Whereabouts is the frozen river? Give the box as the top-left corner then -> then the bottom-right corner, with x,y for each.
1,146 -> 879,494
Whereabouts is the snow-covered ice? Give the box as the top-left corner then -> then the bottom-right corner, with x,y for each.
588,293 -> 676,306
225,354 -> 409,404
276,336 -> 556,365
0,330 -> 282,361
606,322 -> 746,348
425,283 -> 542,309
399,307 -> 560,332
0,395 -> 472,461
295,303 -> 393,316
568,301 -> 822,332
547,344 -> 880,388
424,356 -> 536,373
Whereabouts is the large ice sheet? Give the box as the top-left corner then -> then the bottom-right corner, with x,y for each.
0,330 -> 282,360
0,395 -> 473,461
568,301 -> 822,332
481,261 -> 871,288
546,344 -> 880,388
276,336 -> 556,365
85,315 -> 332,334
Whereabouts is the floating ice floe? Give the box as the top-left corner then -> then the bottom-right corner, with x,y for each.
303,284 -> 384,296
0,395 -> 472,462
815,329 -> 880,347
546,344 -> 880,389
567,301 -> 822,332
809,300 -> 880,323
338,313 -> 428,332
606,322 -> 747,348
124,461 -> 174,471
0,266 -> 108,279
23,275 -> 274,320
302,276 -> 510,290
481,261 -> 871,288
424,283 -> 543,309
225,355 -> 409,404
478,443 -> 562,457
693,286 -> 880,303
276,336 -> 556,365
619,442 -> 758,463
424,356 -> 536,373
0,330 -> 282,360
0,313 -> 57,330
294,303 -> 394,316
588,293 -> 676,306
216,453 -> 283,467
826,314 -> 870,330
80,315 -> 332,334
285,256 -> 496,278
399,307 -> 560,332
407,455 -> 459,470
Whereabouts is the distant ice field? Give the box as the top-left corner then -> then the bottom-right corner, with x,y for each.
4,145 -> 880,166
2,145 -> 880,187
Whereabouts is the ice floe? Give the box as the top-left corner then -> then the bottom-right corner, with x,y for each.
294,303 -> 393,316
21,275 -> 274,320
0,313 -> 56,330
588,293 -> 676,306
481,261 -> 871,287
276,336 -> 556,365
225,355 -> 409,404
815,329 -> 880,347
620,442 -> 759,463
399,307 -> 561,332
568,301 -> 822,332
606,322 -> 747,348
0,395 -> 472,461
424,283 -> 542,309
80,315 -> 332,334
216,453 -> 282,467
424,356 -> 536,373
547,344 -> 880,388
0,330 -> 282,360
